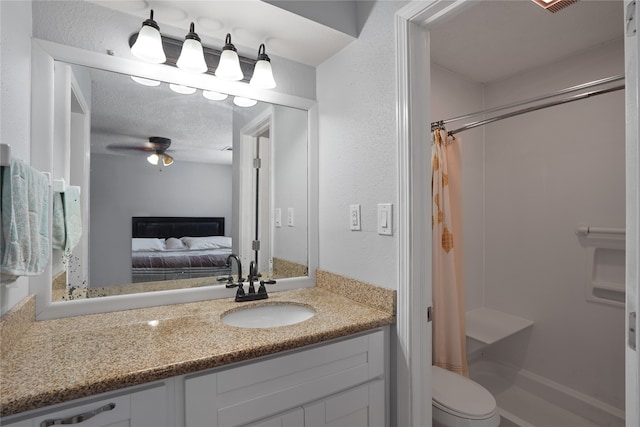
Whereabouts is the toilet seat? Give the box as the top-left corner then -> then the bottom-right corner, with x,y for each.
432,365 -> 498,420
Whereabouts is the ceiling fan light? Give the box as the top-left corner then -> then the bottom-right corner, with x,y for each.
250,44 -> 276,89
169,84 -> 197,95
233,96 -> 257,107
130,76 -> 161,87
203,90 -> 228,101
176,23 -> 208,73
161,153 -> 174,166
215,34 -> 244,81
147,153 -> 159,165
130,10 -> 166,64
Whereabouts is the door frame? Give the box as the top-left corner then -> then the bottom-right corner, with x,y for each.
395,1 -> 640,426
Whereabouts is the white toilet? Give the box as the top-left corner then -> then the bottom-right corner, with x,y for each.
432,365 -> 501,427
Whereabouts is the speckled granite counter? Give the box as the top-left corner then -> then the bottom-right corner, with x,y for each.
0,274 -> 395,418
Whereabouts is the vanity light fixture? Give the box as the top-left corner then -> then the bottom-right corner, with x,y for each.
130,76 -> 161,87
169,83 -> 197,95
203,90 -> 229,101
215,34 -> 244,81
250,44 -> 276,89
130,10 -> 166,63
176,23 -> 208,73
233,96 -> 258,107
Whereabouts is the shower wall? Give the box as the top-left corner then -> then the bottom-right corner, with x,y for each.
482,40 -> 625,411
432,39 -> 626,411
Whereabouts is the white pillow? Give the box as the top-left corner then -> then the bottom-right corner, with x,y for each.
181,236 -> 232,250
165,237 -> 186,250
131,238 -> 166,252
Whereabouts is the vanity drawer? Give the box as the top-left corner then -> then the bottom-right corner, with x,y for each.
2,383 -> 169,427
185,328 -> 385,427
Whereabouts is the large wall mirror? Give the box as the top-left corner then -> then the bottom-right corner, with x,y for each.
32,39 -> 318,319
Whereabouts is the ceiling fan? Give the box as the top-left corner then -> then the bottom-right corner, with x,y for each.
106,136 -> 175,166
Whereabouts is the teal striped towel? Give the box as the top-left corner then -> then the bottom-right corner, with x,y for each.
1,158 -> 50,281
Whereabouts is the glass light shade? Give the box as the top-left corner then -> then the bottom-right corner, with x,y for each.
215,50 -> 243,81
203,90 -> 228,101
130,76 -> 161,86
250,60 -> 276,89
177,39 -> 208,73
147,153 -> 159,165
233,96 -> 257,107
131,25 -> 166,63
161,154 -> 174,166
169,84 -> 197,95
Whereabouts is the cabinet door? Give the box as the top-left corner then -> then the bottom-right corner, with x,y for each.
243,408 -> 304,427
304,380 -> 385,427
186,329 -> 385,427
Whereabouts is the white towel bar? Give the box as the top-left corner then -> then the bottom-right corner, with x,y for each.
575,226 -> 625,236
53,178 -> 66,193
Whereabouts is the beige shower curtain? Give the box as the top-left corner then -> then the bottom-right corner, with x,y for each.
432,129 -> 468,377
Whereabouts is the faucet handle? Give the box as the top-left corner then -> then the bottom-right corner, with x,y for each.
257,279 -> 276,295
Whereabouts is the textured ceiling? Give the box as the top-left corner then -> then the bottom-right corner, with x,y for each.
88,65 -> 259,165
430,0 -> 624,84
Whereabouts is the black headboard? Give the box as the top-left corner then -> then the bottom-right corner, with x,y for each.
132,217 -> 225,239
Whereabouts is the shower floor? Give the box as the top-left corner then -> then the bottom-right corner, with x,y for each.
469,360 -> 623,427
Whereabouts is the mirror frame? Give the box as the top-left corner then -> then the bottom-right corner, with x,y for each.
30,38 -> 319,320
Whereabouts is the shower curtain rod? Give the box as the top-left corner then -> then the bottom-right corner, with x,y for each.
431,75 -> 624,132
443,84 -> 624,136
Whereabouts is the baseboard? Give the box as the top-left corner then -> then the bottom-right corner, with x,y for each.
471,359 -> 624,427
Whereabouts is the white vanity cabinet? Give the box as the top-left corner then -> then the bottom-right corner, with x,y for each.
2,328 -> 387,427
185,328 -> 387,427
2,382 -> 171,427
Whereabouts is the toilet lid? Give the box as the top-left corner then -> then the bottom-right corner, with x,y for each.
432,365 -> 497,419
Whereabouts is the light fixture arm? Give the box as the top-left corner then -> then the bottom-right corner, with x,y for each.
257,44 -> 270,62
184,22 -> 201,42
222,33 -> 237,52
142,10 -> 160,31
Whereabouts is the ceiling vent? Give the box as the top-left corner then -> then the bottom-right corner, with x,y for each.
531,0 -> 579,13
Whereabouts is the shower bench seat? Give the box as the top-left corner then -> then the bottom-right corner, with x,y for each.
466,307 -> 534,345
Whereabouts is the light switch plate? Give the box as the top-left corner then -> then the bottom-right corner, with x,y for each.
275,208 -> 282,227
378,203 -> 393,235
287,208 -> 294,227
350,204 -> 361,231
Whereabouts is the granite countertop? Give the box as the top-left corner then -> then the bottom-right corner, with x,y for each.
0,273 -> 395,418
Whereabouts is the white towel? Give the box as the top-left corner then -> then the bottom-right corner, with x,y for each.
1,158 -> 50,281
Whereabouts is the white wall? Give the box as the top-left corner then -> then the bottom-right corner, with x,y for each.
316,1 -> 406,289
90,154 -> 232,287
480,40 -> 625,410
0,0 -> 32,315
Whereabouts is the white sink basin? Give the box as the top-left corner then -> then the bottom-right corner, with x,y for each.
221,303 -> 315,328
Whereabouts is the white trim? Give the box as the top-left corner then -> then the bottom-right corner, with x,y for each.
625,1 -> 640,425
31,39 -> 318,320
239,108 -> 273,271
394,2 -> 482,426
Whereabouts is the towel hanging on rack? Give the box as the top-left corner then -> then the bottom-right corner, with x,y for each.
1,158 -> 50,281
52,185 -> 82,254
